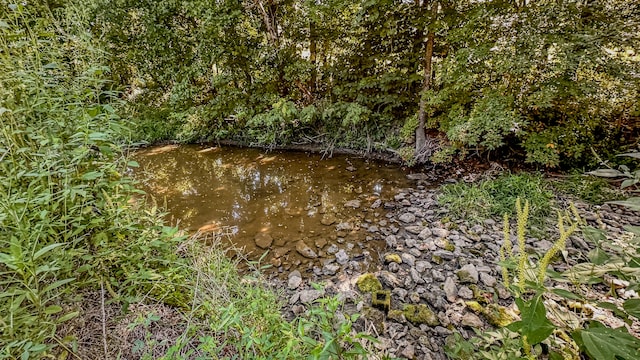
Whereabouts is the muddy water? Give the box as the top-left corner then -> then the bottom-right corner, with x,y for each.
132,144 -> 412,276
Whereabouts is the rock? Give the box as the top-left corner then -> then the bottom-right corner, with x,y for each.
484,219 -> 496,226
384,253 -> 402,264
326,244 -> 339,254
299,289 -> 324,303
378,271 -> 401,288
443,277 -> 457,302
385,235 -> 398,248
461,313 -> 484,328
404,304 -> 440,326
457,286 -> 474,299
314,237 -> 327,249
296,240 -> 318,259
401,344 -> 416,359
457,264 -> 479,284
399,213 -> 416,223
323,263 -> 340,276
418,228 -> 432,240
405,226 -> 423,234
371,199 -> 382,209
415,260 -> 432,273
254,233 -> 273,249
336,222 -> 353,231
356,273 -> 383,293
321,214 -> 337,226
432,228 -> 449,238
346,165 -> 357,172
403,239 -> 418,250
344,199 -> 361,208
335,249 -> 349,264
401,253 -> 416,267
288,270 -> 303,289
411,267 -> 425,284
479,272 -> 497,287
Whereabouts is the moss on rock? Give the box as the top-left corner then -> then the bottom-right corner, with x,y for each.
384,253 -> 402,264
356,273 -> 383,293
403,304 -> 439,326
465,301 -> 515,327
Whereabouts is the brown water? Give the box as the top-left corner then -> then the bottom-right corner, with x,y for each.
132,144 -> 412,275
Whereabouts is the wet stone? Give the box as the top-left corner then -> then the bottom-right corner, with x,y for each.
296,240 -> 318,259
335,249 -> 349,265
254,233 -> 273,249
344,200 -> 361,208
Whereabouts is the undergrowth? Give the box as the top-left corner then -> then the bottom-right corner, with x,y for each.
0,4 -> 374,359
439,173 -> 554,226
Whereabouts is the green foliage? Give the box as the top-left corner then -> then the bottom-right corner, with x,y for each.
0,3 -> 190,356
551,172 -> 624,204
439,173 -> 554,225
453,200 -> 640,360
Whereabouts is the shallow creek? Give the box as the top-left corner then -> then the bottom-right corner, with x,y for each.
132,144 -> 413,276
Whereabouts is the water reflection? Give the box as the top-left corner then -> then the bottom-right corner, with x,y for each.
133,145 -> 411,266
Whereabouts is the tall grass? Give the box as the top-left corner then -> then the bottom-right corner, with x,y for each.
0,3 -> 189,357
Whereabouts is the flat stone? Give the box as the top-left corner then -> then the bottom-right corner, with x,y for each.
443,277 -> 457,302
326,244 -> 339,254
371,199 -> 382,208
321,214 -> 337,226
335,249 -> 349,264
418,228 -> 432,240
461,313 -> 484,328
336,222 -> 353,231
458,286 -> 474,299
401,344 -> 415,359
457,264 -> 479,284
405,226 -> 423,234
344,200 -> 361,208
411,267 -> 425,284
432,228 -> 449,238
378,271 -> 401,288
323,263 -> 340,276
480,272 -> 497,287
296,240 -> 318,259
405,238 -> 418,248
415,260 -> 432,273
288,271 -> 302,289
385,235 -> 398,248
299,289 -> 324,303
401,253 -> 416,267
399,213 -> 416,223
254,233 -> 273,249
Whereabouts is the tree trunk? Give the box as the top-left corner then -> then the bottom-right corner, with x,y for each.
415,1 -> 436,158
309,19 -> 317,96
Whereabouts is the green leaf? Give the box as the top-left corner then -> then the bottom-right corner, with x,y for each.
617,152 -> 640,159
127,161 -> 139,168
622,299 -> 640,318
42,278 -> 75,294
576,325 -> 640,360
551,288 -> 583,300
607,198 -> 640,211
44,305 -> 63,314
623,226 -> 640,236
508,295 -> 555,344
57,311 -> 80,323
33,243 -> 65,260
81,171 -> 103,180
587,169 -> 624,178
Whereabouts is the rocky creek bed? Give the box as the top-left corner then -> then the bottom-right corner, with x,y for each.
271,181 -> 640,359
